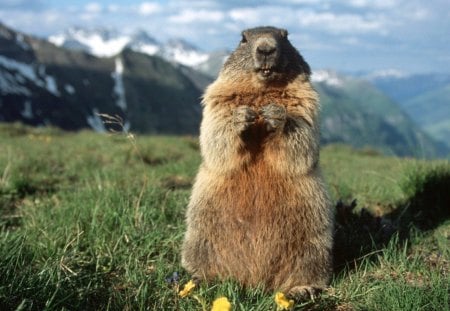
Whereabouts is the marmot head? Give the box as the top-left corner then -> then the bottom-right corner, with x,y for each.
222,26 -> 311,83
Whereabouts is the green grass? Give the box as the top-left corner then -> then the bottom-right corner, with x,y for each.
0,123 -> 449,310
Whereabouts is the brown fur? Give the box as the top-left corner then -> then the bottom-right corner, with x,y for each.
181,26 -> 333,299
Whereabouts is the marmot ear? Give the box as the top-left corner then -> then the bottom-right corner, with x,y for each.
279,29 -> 288,38
241,30 -> 249,43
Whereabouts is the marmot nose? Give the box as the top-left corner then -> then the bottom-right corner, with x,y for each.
256,44 -> 276,56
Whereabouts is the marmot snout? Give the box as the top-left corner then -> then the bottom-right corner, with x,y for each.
251,33 -> 281,79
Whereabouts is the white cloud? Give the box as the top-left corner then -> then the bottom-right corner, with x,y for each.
229,6 -> 306,28
107,4 -> 119,13
341,36 -> 360,45
297,10 -> 385,33
169,9 -> 225,23
138,2 -> 161,16
228,8 -> 261,24
278,0 -> 325,3
346,0 -> 399,9
228,6 -> 385,35
85,2 -> 102,14
0,0 -> 448,73
410,8 -> 429,20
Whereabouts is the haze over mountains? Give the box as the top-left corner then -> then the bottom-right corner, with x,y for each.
368,73 -> 450,150
1,22 -> 448,157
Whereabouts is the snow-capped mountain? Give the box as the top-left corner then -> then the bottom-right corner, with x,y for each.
160,38 -> 209,67
0,22 -> 206,134
48,27 -> 130,57
2,22 -> 448,157
364,69 -> 410,80
127,29 -> 160,56
48,27 -> 210,67
311,70 -> 345,87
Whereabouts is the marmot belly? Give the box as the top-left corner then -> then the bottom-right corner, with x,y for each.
192,160 -> 320,289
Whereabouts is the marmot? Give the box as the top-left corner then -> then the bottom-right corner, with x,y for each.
181,26 -> 333,300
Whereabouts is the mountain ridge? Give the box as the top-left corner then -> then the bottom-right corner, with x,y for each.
48,26 -> 211,67
0,22 -> 206,134
0,22 -> 448,157
369,73 -> 450,149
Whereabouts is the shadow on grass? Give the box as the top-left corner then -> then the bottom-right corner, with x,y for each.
333,163 -> 450,272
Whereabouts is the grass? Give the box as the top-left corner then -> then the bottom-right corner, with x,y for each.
0,123 -> 449,310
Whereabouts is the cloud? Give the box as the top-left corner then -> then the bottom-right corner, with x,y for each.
297,10 -> 385,34
0,0 -> 448,73
228,8 -> 261,25
0,0 -> 44,10
345,0 -> 399,9
229,6 -> 385,35
85,3 -> 102,14
409,8 -> 429,20
169,9 -> 225,23
229,6 -> 309,29
138,2 -> 161,16
107,4 -> 120,13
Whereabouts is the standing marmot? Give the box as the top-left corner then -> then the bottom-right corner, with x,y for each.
181,26 -> 333,300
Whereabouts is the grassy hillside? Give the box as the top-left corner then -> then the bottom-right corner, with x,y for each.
402,84 -> 450,148
370,73 -> 450,150
317,78 -> 448,157
0,124 -> 449,310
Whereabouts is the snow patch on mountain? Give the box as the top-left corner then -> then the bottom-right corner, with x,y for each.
134,44 -> 159,55
44,75 -> 60,96
64,84 -> 75,94
47,34 -> 65,46
0,55 -> 36,95
15,33 -> 31,50
0,55 -> 38,82
87,108 -> 106,132
0,70 -> 30,95
0,55 -> 61,96
162,39 -> 209,67
111,57 -> 127,110
311,70 -> 344,86
169,49 -> 208,67
21,100 -> 33,119
366,69 -> 409,80
127,30 -> 160,56
123,121 -> 131,133
48,27 -> 211,67
49,27 -> 130,57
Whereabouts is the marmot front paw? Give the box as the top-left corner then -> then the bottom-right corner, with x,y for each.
233,105 -> 258,133
260,103 -> 287,132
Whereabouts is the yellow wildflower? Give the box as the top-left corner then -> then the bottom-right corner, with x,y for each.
211,296 -> 232,311
178,280 -> 196,298
274,292 -> 294,310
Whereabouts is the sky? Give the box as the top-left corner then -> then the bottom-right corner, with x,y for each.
0,0 -> 449,74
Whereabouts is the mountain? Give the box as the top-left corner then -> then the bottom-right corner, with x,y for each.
126,29 -> 160,56
0,22 -> 207,134
312,70 -> 448,157
193,49 -> 229,78
368,72 -> 450,148
1,23 -> 447,157
160,39 -> 209,67
48,26 -> 131,57
367,71 -> 450,103
402,84 -> 450,147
